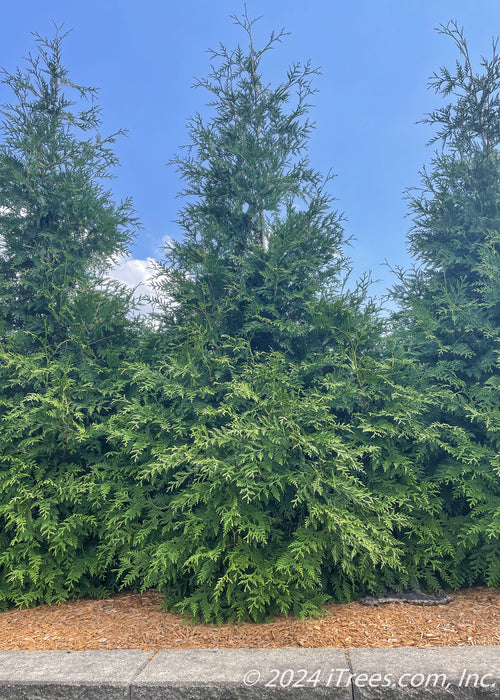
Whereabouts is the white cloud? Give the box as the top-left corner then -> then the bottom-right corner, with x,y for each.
107,256 -> 158,316
153,234 -> 176,259
108,256 -> 156,290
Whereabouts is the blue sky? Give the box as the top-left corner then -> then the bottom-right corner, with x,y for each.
2,0 -> 500,299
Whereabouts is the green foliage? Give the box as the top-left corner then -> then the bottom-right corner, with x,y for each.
155,12 -> 347,360
0,336 -> 127,608
1,16 -> 498,620
0,27 -> 140,608
391,21 -> 500,587
0,27 -> 137,346
100,328 -> 443,622
98,12 -> 446,622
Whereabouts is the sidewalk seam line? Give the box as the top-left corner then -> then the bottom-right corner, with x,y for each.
346,648 -> 355,700
127,650 -> 158,699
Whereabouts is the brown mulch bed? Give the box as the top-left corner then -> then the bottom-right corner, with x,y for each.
0,587 -> 498,651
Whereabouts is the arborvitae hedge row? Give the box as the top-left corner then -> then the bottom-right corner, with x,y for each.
0,17 -> 498,619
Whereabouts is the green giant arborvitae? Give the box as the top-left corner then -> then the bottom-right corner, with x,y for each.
0,28 -> 139,607
102,13 -> 440,622
392,22 -> 500,587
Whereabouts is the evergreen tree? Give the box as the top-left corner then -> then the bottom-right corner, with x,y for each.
391,21 -> 500,587
101,12 -> 439,622
0,27 -> 140,607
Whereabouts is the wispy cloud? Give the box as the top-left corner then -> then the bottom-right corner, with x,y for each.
107,256 -> 158,316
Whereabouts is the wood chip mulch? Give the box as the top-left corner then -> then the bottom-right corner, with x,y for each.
0,587 -> 498,651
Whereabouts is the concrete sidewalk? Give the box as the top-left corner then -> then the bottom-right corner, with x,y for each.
0,647 -> 498,698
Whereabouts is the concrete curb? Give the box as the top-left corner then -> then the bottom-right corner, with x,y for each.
0,647 -> 498,698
